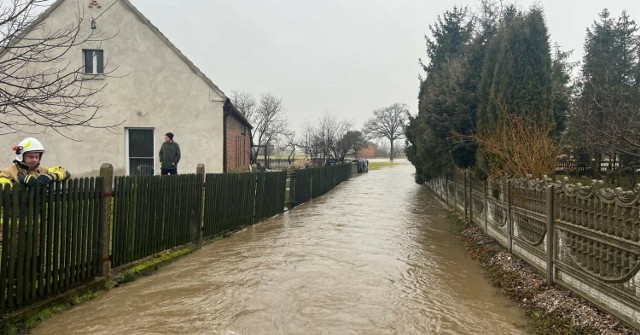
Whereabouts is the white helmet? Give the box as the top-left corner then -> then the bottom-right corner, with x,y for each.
13,137 -> 45,163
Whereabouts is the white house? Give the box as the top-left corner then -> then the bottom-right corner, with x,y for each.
1,0 -> 248,177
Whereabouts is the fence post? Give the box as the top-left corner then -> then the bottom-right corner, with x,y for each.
99,163 -> 113,277
464,170 -> 468,222
507,179 -> 513,254
484,179 -> 488,233
196,164 -> 205,244
468,172 -> 473,224
288,172 -> 296,209
310,174 -> 314,200
546,184 -> 555,285
445,175 -> 449,205
453,171 -> 457,212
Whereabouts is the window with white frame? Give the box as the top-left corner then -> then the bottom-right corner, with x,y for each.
127,128 -> 155,176
83,49 -> 104,74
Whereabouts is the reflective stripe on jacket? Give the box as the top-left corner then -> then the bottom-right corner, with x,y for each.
0,164 -> 70,188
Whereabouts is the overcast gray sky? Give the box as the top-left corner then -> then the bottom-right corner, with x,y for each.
132,0 -> 640,132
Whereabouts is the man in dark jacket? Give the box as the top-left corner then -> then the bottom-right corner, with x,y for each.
159,132 -> 181,175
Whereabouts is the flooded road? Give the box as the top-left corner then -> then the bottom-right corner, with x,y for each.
31,161 -> 527,334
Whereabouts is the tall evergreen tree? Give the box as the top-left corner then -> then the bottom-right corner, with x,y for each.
476,4 -> 518,134
448,1 -> 502,169
550,44 -> 573,138
407,7 -> 474,182
482,7 -> 554,128
572,9 -> 640,163
408,3 -> 564,180
405,116 -> 452,183
475,6 -> 557,177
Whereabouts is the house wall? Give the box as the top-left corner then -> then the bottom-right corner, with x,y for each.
224,117 -> 250,172
1,0 -> 226,177
358,144 -> 376,159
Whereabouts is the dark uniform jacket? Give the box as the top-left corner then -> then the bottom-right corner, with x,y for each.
159,142 -> 181,169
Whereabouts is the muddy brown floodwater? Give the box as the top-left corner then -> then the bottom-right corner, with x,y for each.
31,161 -> 529,335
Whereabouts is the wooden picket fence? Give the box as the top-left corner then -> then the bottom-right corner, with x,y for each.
111,174 -> 202,267
0,162 -> 360,314
0,179 -> 103,311
289,164 -> 353,207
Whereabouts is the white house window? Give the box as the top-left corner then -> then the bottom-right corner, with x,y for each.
127,128 -> 155,176
83,49 -> 104,74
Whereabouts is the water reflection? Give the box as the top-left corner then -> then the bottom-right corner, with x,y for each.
31,161 -> 527,334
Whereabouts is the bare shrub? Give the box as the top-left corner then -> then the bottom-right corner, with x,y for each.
474,114 -> 560,179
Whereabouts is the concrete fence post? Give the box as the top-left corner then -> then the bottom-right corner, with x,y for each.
507,180 -> 513,254
546,184 -> 555,285
468,172 -> 473,224
484,180 -> 488,233
464,170 -> 468,222
453,171 -> 457,213
99,163 -> 113,277
445,175 -> 449,205
196,164 -> 205,244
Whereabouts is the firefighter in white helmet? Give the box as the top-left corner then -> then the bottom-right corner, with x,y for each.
0,137 -> 71,189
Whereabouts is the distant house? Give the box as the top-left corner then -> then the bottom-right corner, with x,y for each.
358,142 -> 376,159
2,0 -> 251,176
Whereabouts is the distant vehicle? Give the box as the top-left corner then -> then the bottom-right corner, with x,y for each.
353,158 -> 368,173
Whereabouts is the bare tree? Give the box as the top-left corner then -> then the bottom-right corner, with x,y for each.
334,130 -> 365,162
299,122 -> 322,160
283,131 -> 297,164
230,91 -> 258,124
571,89 -> 640,158
363,103 -> 410,161
319,115 -> 352,160
297,114 -> 354,163
230,91 -> 290,164
1,0 -> 117,135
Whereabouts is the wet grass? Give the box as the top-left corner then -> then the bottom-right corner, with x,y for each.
113,246 -> 193,285
367,161 -> 398,170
